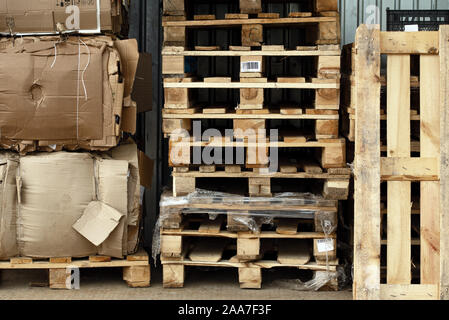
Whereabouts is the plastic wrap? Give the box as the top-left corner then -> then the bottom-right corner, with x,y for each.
153,188 -> 339,272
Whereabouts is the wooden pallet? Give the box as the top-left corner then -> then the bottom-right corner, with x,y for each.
163,0 -> 338,17
168,137 -> 346,174
0,251 -> 150,289
353,25 -> 449,300
171,166 -> 350,198
161,222 -> 338,289
163,15 -> 339,46
163,0 -> 339,48
161,206 -> 339,232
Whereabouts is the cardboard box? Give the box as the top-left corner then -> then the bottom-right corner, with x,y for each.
0,0 -> 121,34
0,36 -> 139,153
0,142 -> 152,259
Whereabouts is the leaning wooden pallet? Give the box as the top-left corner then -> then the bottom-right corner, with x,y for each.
353,24 -> 449,300
0,251 -> 150,289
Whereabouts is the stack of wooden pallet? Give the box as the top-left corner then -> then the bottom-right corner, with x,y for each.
160,0 -> 347,289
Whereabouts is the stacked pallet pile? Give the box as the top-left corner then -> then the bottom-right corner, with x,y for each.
159,0 -> 348,289
0,0 -> 152,289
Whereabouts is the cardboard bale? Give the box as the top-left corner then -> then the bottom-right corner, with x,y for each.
0,0 -> 121,34
0,142 -> 149,260
0,36 -> 139,153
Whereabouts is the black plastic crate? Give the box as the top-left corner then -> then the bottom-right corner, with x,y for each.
387,9 -> 449,31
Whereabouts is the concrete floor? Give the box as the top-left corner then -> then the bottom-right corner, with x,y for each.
0,266 -> 352,300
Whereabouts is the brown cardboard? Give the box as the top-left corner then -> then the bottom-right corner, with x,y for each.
18,152 -> 98,258
0,143 -> 143,259
73,201 -> 125,247
0,153 -> 19,259
111,142 -> 143,253
95,158 -> 129,257
0,0 -> 117,34
0,35 -> 138,153
132,52 -> 153,113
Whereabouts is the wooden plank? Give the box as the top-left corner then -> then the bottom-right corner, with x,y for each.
288,12 -> 312,18
162,50 -> 340,56
10,257 -> 33,264
194,15 -> 216,20
299,159 -> 322,173
277,240 -> 311,265
240,0 -> 262,14
50,257 -> 72,264
421,54 -> 441,285
276,220 -> 299,235
386,54 -> 411,285
440,25 -> 449,301
89,256 -> 112,263
225,13 -> 248,19
353,24 -> 381,300
258,13 -> 280,19
189,239 -> 228,262
161,259 -> 338,271
164,81 -> 339,89
163,0 -> 184,15
173,171 -> 348,180
380,158 -> 439,181
123,266 -> 151,288
162,17 -> 338,28
380,32 -> 439,55
380,284 -> 439,300
163,113 -> 338,120
198,217 -> 223,234
162,230 -> 335,240
237,237 -> 260,260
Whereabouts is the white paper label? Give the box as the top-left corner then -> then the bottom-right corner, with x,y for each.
404,24 -> 419,32
316,239 -> 334,253
241,61 -> 261,73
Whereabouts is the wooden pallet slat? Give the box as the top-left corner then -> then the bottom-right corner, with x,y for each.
386,54 -> 411,285
440,25 -> 449,301
353,24 -> 381,301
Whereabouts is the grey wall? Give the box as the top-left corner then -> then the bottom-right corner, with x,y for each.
340,0 -> 449,45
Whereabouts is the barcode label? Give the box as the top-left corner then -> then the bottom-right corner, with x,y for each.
241,61 -> 261,73
316,239 -> 334,253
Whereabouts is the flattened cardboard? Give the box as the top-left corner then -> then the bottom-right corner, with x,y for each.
96,158 -> 128,257
0,154 -> 19,259
73,201 -> 124,247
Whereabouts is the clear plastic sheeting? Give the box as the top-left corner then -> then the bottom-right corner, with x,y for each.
159,189 -> 338,221
153,188 -> 339,268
